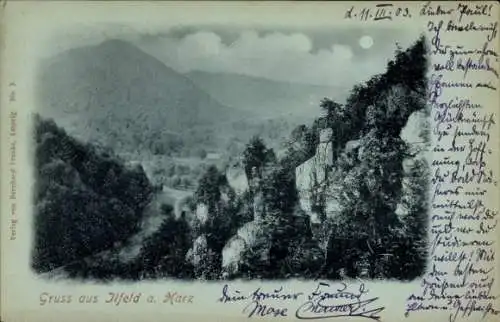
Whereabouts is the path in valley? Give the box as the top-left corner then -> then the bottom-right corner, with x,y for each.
116,185 -> 193,262
39,185 -> 193,280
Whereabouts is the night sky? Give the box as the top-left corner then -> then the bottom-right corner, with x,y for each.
44,24 -> 422,90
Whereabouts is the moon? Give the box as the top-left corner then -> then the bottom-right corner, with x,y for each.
359,35 -> 374,49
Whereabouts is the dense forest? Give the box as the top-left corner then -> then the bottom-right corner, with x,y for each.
32,115 -> 154,273
33,36 -> 429,281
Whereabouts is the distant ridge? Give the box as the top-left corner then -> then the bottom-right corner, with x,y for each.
184,70 -> 348,118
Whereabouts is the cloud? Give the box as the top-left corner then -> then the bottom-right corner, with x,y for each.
331,44 -> 353,60
230,31 -> 313,55
179,32 -> 223,58
43,26 -> 399,90
130,29 -> 401,91
41,24 -> 416,92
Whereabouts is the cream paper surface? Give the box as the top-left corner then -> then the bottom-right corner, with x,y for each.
1,1 -> 499,322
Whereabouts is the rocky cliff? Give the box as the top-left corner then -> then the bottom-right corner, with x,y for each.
395,109 -> 430,219
295,109 -> 429,239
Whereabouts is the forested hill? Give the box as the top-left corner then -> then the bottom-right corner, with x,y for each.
32,114 -> 154,273
36,39 -> 241,153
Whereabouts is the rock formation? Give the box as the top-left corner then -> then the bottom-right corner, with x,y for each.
295,128 -> 340,224
395,109 -> 430,219
226,163 -> 249,195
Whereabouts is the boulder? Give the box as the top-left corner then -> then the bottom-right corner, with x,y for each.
186,234 -> 208,267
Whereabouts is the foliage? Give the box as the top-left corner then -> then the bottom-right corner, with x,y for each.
242,136 -> 276,180
189,165 -> 245,278
139,214 -> 194,279
32,115 -> 153,273
282,121 -> 320,169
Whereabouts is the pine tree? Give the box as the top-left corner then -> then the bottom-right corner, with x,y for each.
242,136 -> 275,180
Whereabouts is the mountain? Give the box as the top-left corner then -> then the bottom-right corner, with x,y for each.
184,70 -> 348,119
37,39 -> 239,152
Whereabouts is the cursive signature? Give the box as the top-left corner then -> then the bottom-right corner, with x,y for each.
296,282 -> 385,320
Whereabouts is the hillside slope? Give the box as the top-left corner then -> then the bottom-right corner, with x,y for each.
37,39 -> 238,152
185,70 -> 346,118
32,115 -> 154,273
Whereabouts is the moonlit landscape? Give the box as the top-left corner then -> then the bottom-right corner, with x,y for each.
32,25 -> 430,281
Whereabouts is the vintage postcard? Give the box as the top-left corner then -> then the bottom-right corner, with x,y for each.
1,1 -> 499,322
